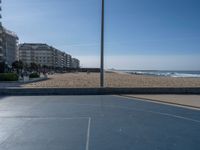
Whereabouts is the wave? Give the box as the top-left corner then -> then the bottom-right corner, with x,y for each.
170,73 -> 200,78
125,71 -> 200,78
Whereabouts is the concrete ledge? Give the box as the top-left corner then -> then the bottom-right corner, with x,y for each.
19,77 -> 48,84
0,87 -> 200,96
0,77 -> 48,84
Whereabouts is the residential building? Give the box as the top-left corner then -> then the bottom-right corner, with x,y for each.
19,43 -> 79,69
1,1 -> 19,65
0,26 -> 3,62
65,53 -> 72,68
0,26 -> 19,66
72,58 -> 80,69
53,49 -> 67,68
19,43 -> 56,67
0,0 -> 2,62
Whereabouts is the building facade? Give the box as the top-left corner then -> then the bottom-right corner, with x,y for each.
0,27 -> 19,66
0,26 -> 3,62
19,43 -> 55,67
54,49 -> 65,68
0,1 -> 19,66
72,58 -> 80,69
65,54 -> 72,68
0,0 -> 2,62
19,43 -> 79,69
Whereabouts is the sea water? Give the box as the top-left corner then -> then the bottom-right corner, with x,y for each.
121,70 -> 200,78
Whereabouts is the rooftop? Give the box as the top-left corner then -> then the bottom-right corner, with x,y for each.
3,26 -> 18,39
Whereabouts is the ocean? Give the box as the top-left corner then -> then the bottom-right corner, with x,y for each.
119,70 -> 200,78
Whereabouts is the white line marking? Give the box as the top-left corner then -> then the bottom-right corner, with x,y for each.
116,95 -> 200,110
145,110 -> 200,123
113,95 -> 200,124
86,117 -> 91,150
0,116 -> 89,120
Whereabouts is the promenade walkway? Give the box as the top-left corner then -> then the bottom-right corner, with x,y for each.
0,95 -> 200,150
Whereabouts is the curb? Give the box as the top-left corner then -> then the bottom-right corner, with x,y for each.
19,77 -> 48,84
0,87 -> 200,96
0,77 -> 48,84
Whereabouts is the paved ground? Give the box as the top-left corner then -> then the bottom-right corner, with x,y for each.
125,95 -> 200,109
0,82 -> 22,88
0,95 -> 200,150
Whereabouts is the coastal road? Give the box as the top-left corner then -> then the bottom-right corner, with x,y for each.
0,95 -> 200,150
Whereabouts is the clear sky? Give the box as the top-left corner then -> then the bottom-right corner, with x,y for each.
2,0 -> 200,70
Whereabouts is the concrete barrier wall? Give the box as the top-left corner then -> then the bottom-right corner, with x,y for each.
0,88 -> 200,96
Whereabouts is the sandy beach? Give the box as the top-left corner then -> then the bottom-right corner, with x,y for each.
22,72 -> 200,88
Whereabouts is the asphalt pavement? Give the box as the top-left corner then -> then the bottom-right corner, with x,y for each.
0,95 -> 200,150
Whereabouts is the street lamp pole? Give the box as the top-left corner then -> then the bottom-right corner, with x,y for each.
100,0 -> 104,87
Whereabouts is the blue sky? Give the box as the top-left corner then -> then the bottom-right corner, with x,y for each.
2,0 -> 200,70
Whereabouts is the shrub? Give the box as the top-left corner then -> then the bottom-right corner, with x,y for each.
29,73 -> 40,78
0,73 -> 19,81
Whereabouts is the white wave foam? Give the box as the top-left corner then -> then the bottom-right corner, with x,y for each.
126,71 -> 200,78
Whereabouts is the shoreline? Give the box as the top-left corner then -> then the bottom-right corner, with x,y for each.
108,70 -> 200,78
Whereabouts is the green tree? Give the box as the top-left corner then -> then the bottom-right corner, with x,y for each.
0,62 -> 6,73
30,62 -> 38,71
12,60 -> 24,70
12,60 -> 24,74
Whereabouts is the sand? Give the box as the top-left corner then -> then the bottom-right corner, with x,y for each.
22,72 -> 200,88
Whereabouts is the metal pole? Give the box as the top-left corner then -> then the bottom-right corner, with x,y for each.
100,0 -> 104,87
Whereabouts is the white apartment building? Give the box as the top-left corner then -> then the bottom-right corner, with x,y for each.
0,26 -> 19,66
72,58 -> 80,69
0,0 -> 2,62
65,54 -> 72,68
0,26 -> 3,62
19,43 -> 55,67
19,43 -> 79,69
